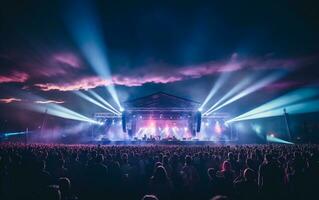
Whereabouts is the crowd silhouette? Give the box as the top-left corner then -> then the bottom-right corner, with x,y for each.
0,143 -> 318,200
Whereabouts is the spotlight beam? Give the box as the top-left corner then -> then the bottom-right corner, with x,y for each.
228,88 -> 319,122
15,91 -> 99,124
88,90 -> 121,114
228,99 -> 319,122
203,77 -> 252,115
267,135 -> 294,144
74,91 -> 120,115
25,102 -> 98,124
200,73 -> 230,110
199,56 -> 239,111
206,72 -> 285,115
66,0 -> 122,110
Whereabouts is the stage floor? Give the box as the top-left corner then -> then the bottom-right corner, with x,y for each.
90,140 -> 237,145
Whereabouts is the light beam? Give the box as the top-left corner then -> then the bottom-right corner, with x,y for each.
228,88 -> 319,122
88,90 -> 121,114
203,77 -> 253,115
206,72 -> 285,115
66,0 -> 122,110
74,91 -> 120,115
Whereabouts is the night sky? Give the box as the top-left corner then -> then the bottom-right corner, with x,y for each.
1,0 -> 319,130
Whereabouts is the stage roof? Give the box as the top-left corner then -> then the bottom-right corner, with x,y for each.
123,92 -> 200,112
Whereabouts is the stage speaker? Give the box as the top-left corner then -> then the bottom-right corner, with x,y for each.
196,111 -> 202,133
122,111 -> 127,133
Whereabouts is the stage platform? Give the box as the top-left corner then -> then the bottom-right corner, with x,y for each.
89,140 -> 236,145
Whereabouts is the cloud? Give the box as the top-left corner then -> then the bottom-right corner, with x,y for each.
34,100 -> 65,104
33,54 -> 315,91
35,76 -> 112,91
264,81 -> 302,90
0,71 -> 29,84
53,53 -> 81,68
0,98 -> 22,104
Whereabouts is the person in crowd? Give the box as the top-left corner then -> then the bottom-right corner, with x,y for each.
149,165 -> 173,200
234,168 -> 258,200
58,177 -> 78,200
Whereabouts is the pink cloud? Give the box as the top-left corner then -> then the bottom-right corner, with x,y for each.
35,76 -> 112,91
53,53 -> 81,68
0,71 -> 29,84
264,81 -> 302,90
0,98 -> 22,104
34,54 -> 313,91
34,100 -> 65,104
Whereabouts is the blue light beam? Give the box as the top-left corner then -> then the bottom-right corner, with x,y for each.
206,72 -> 285,115
203,77 -> 253,115
228,88 -> 319,122
66,1 -> 122,110
200,56 -> 240,111
228,100 -> 319,122
88,90 -> 121,114
74,91 -> 120,115
266,135 -> 294,144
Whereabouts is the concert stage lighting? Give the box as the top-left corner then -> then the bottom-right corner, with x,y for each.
88,90 -> 121,114
66,0 -> 122,111
26,102 -> 99,124
266,135 -> 293,144
14,91 -> 99,124
199,61 -> 237,111
74,91 -> 120,115
206,72 -> 285,115
233,100 -> 319,122
214,121 -> 222,134
4,131 -> 28,137
203,78 -> 253,115
227,88 -> 319,122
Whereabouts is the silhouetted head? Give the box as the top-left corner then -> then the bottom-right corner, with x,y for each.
222,160 -> 231,171
211,195 -> 229,200
58,177 -> 71,194
153,166 -> 168,183
142,195 -> 159,200
243,168 -> 256,181
185,155 -> 192,165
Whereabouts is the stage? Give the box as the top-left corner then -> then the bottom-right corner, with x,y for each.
92,92 -> 236,142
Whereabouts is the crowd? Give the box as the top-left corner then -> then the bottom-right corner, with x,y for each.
0,143 -> 318,200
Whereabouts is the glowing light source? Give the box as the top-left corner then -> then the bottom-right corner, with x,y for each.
214,121 -> 222,134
